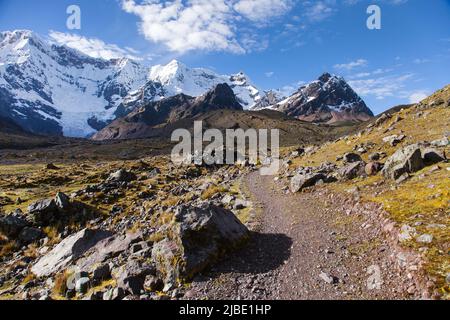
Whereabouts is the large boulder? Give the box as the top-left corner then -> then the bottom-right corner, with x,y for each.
382,144 -> 424,180
77,232 -> 142,271
290,173 -> 326,193
0,210 -> 30,237
31,229 -> 113,277
382,144 -> 445,180
28,199 -> 59,226
151,204 -> 249,286
338,161 -> 367,180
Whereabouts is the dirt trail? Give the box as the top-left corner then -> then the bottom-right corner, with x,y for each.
187,171 -> 411,300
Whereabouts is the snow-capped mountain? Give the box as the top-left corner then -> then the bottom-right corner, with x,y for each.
0,30 -> 266,137
261,73 -> 374,123
0,30 -> 149,137
143,60 -> 261,108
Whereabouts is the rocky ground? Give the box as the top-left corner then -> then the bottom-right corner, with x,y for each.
0,86 -> 448,301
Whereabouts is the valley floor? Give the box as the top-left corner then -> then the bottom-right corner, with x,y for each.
186,171 -> 413,300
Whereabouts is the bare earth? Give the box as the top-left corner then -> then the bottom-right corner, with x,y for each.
186,171 -> 413,300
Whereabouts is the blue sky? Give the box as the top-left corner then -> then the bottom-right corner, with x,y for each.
0,0 -> 449,114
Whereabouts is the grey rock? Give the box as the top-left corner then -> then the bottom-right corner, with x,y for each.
18,227 -> 44,244
338,161 -> 366,180
152,204 -> 249,286
365,162 -> 383,176
290,173 -> 326,193
144,275 -> 164,292
75,277 -> 90,294
107,169 -> 137,182
77,232 -> 142,271
416,234 -> 433,244
117,260 -> 155,295
382,144 -> 424,180
343,153 -> 362,163
31,229 -> 113,277
103,287 -> 125,301
319,272 -> 338,285
431,137 -> 449,148
55,192 -> 71,210
0,210 -> 29,237
28,199 -> 58,225
92,264 -> 111,281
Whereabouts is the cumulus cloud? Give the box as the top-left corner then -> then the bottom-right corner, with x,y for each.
334,59 -> 368,71
48,31 -> 143,61
121,0 -> 293,54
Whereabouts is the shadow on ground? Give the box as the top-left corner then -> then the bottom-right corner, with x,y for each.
195,231 -> 292,281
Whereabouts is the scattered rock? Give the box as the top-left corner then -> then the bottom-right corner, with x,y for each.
338,161 -> 366,180
92,264 -> 111,281
117,260 -> 155,295
28,199 -> 58,226
365,162 -> 383,176
75,277 -> 90,294
0,210 -> 30,237
103,287 -> 125,301
290,173 -> 326,193
319,272 -> 338,285
343,153 -> 362,163
107,169 -> 137,182
31,229 -> 113,277
431,136 -> 449,148
144,275 -> 164,292
45,163 -> 59,170
416,234 -> 433,244
18,227 -> 44,244
398,225 -> 417,242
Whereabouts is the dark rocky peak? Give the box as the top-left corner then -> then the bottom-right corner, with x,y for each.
198,83 -> 243,111
318,72 -> 333,83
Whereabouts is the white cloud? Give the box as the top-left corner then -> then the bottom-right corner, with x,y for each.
234,0 -> 292,21
334,59 -> 368,71
348,73 -> 414,100
413,58 -> 430,64
303,1 -> 336,22
122,0 -> 243,54
409,91 -> 428,103
121,0 -> 293,54
48,31 -> 143,61
265,71 -> 274,78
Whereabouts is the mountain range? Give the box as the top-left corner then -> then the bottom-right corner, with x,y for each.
0,30 -> 374,139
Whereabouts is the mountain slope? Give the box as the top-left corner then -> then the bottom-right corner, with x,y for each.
260,73 -> 374,124
92,83 -> 244,140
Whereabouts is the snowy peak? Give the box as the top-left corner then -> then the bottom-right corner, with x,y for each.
270,73 -> 374,124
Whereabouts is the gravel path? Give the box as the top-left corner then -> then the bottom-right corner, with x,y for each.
186,171 -> 411,300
